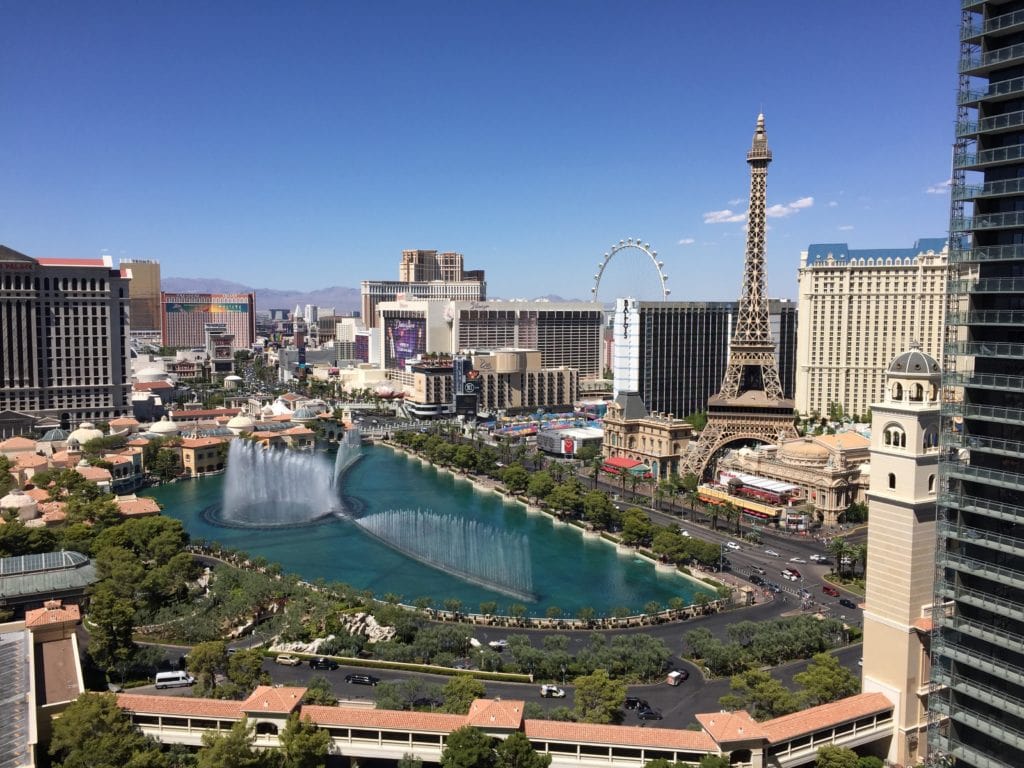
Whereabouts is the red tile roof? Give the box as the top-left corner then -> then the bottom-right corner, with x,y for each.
465,698 -> 524,729
75,465 -> 112,482
118,693 -> 244,719
114,496 -> 161,517
695,711 -> 766,744
913,617 -> 934,632
25,487 -> 50,502
16,453 -> 48,469
133,381 -> 175,391
0,436 -> 36,451
25,601 -> 80,628
603,456 -> 644,469
181,437 -> 228,449
760,692 -> 893,744
300,704 -> 466,732
525,720 -> 716,751
242,685 -> 306,714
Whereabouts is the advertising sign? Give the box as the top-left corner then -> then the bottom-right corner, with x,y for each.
385,317 -> 426,369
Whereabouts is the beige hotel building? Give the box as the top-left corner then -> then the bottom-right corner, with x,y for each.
794,238 -> 947,421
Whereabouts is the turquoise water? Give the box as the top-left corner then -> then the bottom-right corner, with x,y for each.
145,444 -> 710,616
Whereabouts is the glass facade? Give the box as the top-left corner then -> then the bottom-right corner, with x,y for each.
931,4 -> 1024,767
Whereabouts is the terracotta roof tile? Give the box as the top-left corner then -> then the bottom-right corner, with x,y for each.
25,487 -> 50,502
525,720 -> 716,751
110,417 -> 140,426
816,433 -> 870,449
181,437 -> 228,449
118,693 -> 244,719
760,692 -> 893,744
134,381 -> 175,391
25,601 -> 80,628
284,426 -> 315,436
465,698 -> 525,729
913,617 -> 934,632
16,454 -> 48,468
0,436 -> 37,451
242,685 -> 307,714
128,438 -> 151,447
300,704 -> 466,732
695,710 -> 766,744
75,465 -> 112,482
115,496 -> 161,517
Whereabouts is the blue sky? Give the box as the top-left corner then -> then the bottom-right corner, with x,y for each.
2,1 -> 958,302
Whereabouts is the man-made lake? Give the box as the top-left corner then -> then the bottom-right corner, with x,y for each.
145,444 -> 710,617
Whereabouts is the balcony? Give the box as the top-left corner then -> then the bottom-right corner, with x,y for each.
959,107 -> 1024,137
946,523 -> 1024,556
946,615 -> 1024,655
942,400 -> 1024,427
951,244 -> 1024,264
941,551 -> 1024,590
944,426 -> 1024,456
952,211 -> 1024,232
962,8 -> 1024,42
945,336 -> 1024,360
962,41 -> 1024,76
936,583 -> 1024,623
947,737 -> 1017,768
948,704 -> 1024,751
946,310 -> 1024,327
933,636 -> 1024,687
938,490 -> 1024,525
934,669 -> 1024,719
956,142 -> 1024,169
941,457 -> 1024,490
960,75 -> 1024,106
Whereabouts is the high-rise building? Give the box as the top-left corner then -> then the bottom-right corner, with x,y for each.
612,298 -> 797,420
929,5 -> 1024,767
161,292 -> 255,351
861,346 -> 941,767
794,239 -> 948,421
0,245 -> 131,427
361,249 -> 486,328
120,259 -> 161,335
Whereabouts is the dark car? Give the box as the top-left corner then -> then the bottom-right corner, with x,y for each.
839,598 -> 858,610
625,697 -> 650,711
637,708 -> 664,721
309,657 -> 339,671
345,673 -> 380,686
749,574 -> 765,586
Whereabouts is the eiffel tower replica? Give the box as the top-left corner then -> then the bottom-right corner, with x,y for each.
681,113 -> 798,479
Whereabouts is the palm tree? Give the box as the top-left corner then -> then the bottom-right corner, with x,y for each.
827,537 -> 851,579
852,542 -> 868,578
685,489 -> 703,523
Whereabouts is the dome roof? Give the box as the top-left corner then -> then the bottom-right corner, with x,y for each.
780,439 -> 830,463
149,416 -> 180,435
68,422 -> 104,445
887,344 -> 940,379
0,489 -> 37,510
40,428 -> 71,442
293,406 -> 320,420
226,414 -> 256,430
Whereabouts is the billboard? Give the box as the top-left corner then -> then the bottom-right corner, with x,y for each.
165,302 -> 250,314
384,317 -> 426,369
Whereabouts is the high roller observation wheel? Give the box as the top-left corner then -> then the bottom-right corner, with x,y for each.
591,238 -> 670,301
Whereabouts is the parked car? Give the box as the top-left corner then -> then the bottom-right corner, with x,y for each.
666,669 -> 689,685
822,584 -> 840,597
345,673 -> 380,686
839,598 -> 858,610
488,639 -> 509,651
274,654 -> 302,666
638,708 -> 664,721
764,549 -> 781,557
625,697 -> 650,710
540,684 -> 565,698
309,657 -> 340,671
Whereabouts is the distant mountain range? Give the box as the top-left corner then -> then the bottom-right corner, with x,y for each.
161,278 -> 583,313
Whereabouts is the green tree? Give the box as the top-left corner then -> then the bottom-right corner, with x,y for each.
279,713 -> 331,768
856,758 -> 884,768
198,718 -> 262,768
227,648 -> 270,694
50,693 -> 167,768
441,675 -> 487,714
301,675 -> 338,706
502,464 -> 530,495
0,456 -> 13,497
718,668 -> 799,720
495,730 -> 552,768
440,726 -> 496,768
87,582 -> 137,678
187,640 -> 228,695
815,745 -> 859,768
619,508 -> 654,547
582,490 -> 618,530
698,758 -> 731,768
573,668 -> 627,724
527,471 -> 556,503
827,537 -> 851,578
398,755 -> 424,768
794,653 -> 860,707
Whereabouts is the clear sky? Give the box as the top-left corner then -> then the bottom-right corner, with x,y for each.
2,1 -> 958,302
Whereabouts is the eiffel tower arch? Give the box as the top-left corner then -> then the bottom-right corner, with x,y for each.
680,114 -> 798,479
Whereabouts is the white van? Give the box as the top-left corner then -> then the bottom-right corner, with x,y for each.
155,670 -> 195,689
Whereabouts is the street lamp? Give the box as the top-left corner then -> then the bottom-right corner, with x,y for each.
561,664 -> 566,686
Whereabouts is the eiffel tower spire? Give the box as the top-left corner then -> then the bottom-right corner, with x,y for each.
680,114 -> 797,479
719,113 -> 784,400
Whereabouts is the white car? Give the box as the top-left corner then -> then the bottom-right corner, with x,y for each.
809,554 -> 827,562
274,654 -> 303,666
539,684 -> 565,698
488,639 -> 509,651
726,541 -> 741,550
789,557 -> 807,564
765,549 -> 781,557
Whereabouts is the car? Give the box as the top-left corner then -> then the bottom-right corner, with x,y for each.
308,657 -> 340,671
345,673 -> 380,686
839,598 -> 858,610
749,574 -> 765,586
765,549 -> 781,557
540,684 -> 565,698
822,584 -> 840,597
625,696 -> 650,710
726,541 -> 741,550
789,557 -> 807,564
787,567 -> 801,579
781,570 -> 798,581
488,639 -> 509,651
666,669 -> 689,685
752,566 -> 767,575
274,654 -> 302,666
637,708 -> 664,721
809,554 -> 827,562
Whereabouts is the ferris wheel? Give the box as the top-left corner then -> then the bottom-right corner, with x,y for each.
591,238 -> 670,301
